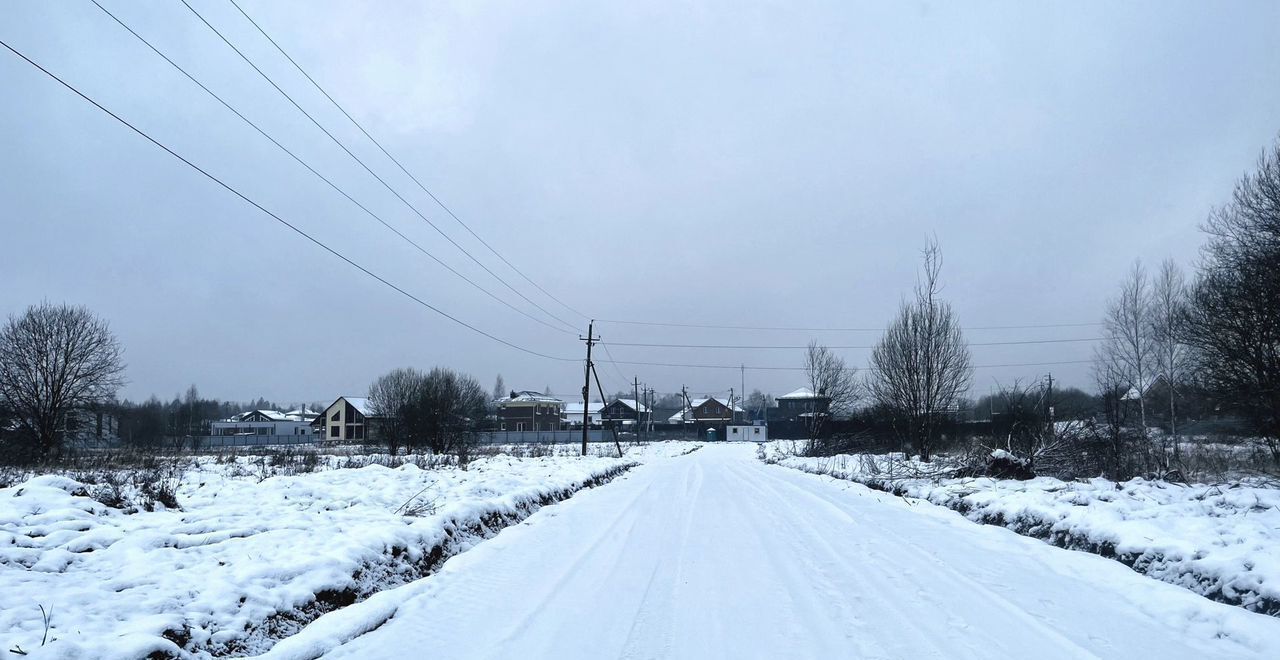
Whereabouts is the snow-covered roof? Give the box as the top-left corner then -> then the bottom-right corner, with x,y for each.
343,397 -> 373,416
668,397 -> 743,422
611,399 -> 650,413
226,409 -> 296,423
692,397 -> 744,413
778,387 -> 827,401
562,402 -> 604,415
506,391 -> 563,404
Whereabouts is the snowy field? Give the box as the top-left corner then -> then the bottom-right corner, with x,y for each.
765,444 -> 1280,616
0,442 -> 700,658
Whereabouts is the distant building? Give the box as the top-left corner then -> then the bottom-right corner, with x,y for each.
775,387 -> 831,421
497,391 -> 563,432
62,407 -> 121,448
726,423 -> 768,442
667,397 -> 745,424
601,398 -> 650,428
561,401 -> 604,428
211,408 -> 319,437
314,397 -> 376,442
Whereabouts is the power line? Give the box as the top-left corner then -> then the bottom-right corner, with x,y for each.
598,337 -> 1102,350
597,341 -> 631,386
224,0 -> 589,323
178,0 -> 579,332
602,358 -> 1095,372
595,319 -> 1103,332
0,38 -> 577,363
87,0 -> 572,336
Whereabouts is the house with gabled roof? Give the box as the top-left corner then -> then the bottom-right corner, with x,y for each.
212,407 -> 319,438
601,398 -> 650,428
314,396 -> 378,443
667,397 -> 745,424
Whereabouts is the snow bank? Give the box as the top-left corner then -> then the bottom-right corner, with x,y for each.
767,448 -> 1280,616
0,443 -> 698,658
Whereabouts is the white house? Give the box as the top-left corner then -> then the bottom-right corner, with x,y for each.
561,401 -> 604,428
211,407 -> 319,437
314,397 -> 377,442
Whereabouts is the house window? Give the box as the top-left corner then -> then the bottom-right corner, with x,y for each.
732,428 -> 739,435
330,425 -> 340,438
332,410 -> 341,422
754,428 -> 761,435
500,422 -> 506,431
517,422 -> 526,432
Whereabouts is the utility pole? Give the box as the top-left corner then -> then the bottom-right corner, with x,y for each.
1045,372 -> 1055,443
729,387 -> 735,425
741,364 -> 746,422
580,321 -> 598,456
637,373 -> 645,440
682,385 -> 690,440
648,387 -> 655,432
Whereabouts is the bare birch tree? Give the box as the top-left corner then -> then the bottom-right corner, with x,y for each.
1095,261 -> 1155,436
0,302 -> 125,457
868,241 -> 973,462
1150,259 -> 1189,460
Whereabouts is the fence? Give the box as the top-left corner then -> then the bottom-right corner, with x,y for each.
178,434 -> 322,450
477,429 -> 610,444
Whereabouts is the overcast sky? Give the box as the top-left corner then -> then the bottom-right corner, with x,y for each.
3,0 -> 1279,406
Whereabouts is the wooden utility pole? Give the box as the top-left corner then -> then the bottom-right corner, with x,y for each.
682,385 -> 692,440
591,362 -> 625,457
1045,372 -> 1055,442
633,376 -> 641,441
580,321 -> 598,456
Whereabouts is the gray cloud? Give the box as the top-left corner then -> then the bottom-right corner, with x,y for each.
2,0 -> 1278,404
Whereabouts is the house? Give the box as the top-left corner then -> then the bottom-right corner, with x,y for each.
775,387 -> 831,421
561,401 -> 604,428
314,397 -> 377,442
497,391 -> 563,432
62,407 -> 121,448
601,399 -> 650,428
668,397 -> 745,424
211,407 -> 318,438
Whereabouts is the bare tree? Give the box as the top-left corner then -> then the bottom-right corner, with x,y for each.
1182,138 -> 1280,466
803,341 -> 858,441
0,302 -> 125,457
368,367 -> 424,455
413,368 -> 488,457
1150,259 -> 1190,461
1095,261 -> 1155,440
491,374 -> 506,404
745,389 -> 774,421
868,241 -> 973,462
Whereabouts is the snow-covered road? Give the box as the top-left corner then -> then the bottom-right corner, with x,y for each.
321,444 -> 1280,659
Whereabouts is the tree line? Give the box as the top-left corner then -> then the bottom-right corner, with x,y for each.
800,136 -> 1280,479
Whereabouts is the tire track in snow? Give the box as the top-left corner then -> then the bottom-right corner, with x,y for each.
737,460 -> 1105,659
